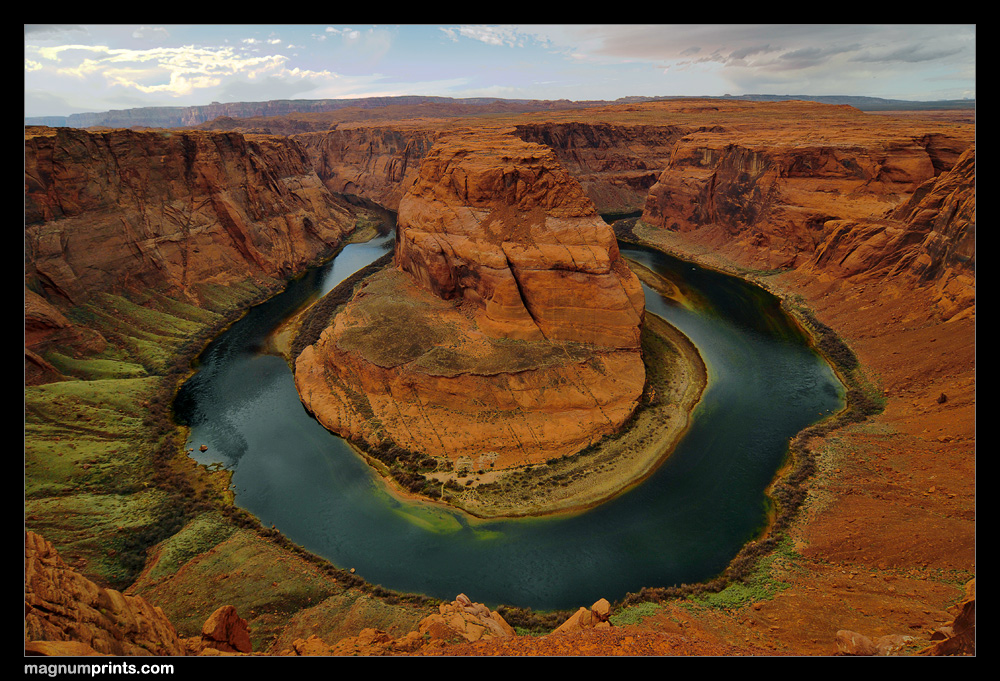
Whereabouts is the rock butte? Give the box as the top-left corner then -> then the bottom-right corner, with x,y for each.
294,130 -> 647,469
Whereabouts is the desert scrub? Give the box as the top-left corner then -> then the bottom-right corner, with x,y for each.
686,555 -> 791,611
139,510 -> 237,582
610,601 -> 662,626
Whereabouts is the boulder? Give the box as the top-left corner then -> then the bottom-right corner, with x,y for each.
200,605 -> 252,654
418,593 -> 516,643
553,598 -> 613,635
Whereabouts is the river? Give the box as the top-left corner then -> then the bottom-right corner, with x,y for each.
173,228 -> 844,611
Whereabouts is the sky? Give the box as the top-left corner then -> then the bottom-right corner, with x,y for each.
24,24 -> 976,118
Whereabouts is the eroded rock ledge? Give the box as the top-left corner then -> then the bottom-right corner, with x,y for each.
294,130 -> 648,472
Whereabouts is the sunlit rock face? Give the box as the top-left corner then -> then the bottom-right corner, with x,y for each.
395,128 -> 645,348
295,130 -> 646,469
24,126 -> 356,307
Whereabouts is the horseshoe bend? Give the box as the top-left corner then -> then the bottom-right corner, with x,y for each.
24,95 -> 974,656
291,130 -> 704,517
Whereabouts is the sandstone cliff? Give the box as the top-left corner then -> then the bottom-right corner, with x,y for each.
24,99 -> 976,657
295,130 -> 646,470
638,106 -> 974,311
296,125 -> 439,211
25,126 -> 358,308
513,122 -> 684,215
807,145 -> 975,320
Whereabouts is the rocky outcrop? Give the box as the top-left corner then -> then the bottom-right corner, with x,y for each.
279,593 -> 514,656
639,104 -> 974,314
643,137 -> 936,267
834,629 -> 914,656
281,594 -> 617,656
197,605 -> 253,654
295,120 -> 684,217
807,145 -> 975,320
25,531 -> 187,656
395,129 -> 645,348
418,593 -> 517,643
919,579 -> 976,656
24,126 -> 358,308
295,130 -> 645,469
552,598 -> 613,635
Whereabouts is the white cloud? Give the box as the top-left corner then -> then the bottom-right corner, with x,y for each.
26,42 -> 333,99
440,25 -> 526,48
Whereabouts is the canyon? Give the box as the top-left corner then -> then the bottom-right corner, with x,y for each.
24,98 -> 974,656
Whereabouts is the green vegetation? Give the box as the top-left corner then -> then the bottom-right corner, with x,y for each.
495,605 -> 571,635
610,600 -> 663,626
686,539 -> 795,610
26,221 -> 441,648
25,280 -> 280,588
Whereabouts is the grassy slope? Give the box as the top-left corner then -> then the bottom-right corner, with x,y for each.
25,254 -> 437,651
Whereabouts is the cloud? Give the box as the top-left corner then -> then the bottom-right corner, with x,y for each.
24,25 -> 87,37
852,43 -> 964,65
131,26 -> 170,42
439,25 -> 528,48
26,42 -> 332,100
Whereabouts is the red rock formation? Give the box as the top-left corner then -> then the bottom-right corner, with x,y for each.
295,130 -> 645,469
919,578 -> 975,656
199,605 -> 252,654
807,145 -> 975,320
642,137 -> 935,268
552,598 -> 613,635
513,122 -> 684,214
24,126 -> 357,308
395,129 -> 645,347
639,105 -> 974,298
296,125 -> 438,210
24,531 -> 187,656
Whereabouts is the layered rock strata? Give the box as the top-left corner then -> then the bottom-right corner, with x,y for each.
807,145 -> 975,321
295,131 -> 646,468
25,126 -> 357,308
638,107 -> 974,311
296,125 -> 439,210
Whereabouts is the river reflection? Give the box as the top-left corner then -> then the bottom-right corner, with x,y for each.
174,233 -> 844,610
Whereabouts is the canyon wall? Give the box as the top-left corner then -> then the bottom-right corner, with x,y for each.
295,125 -> 439,211
806,145 -> 975,321
294,121 -> 686,218
294,130 -> 646,469
24,100 -> 976,656
512,122 -> 684,215
25,127 -> 359,309
639,131 -> 974,319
